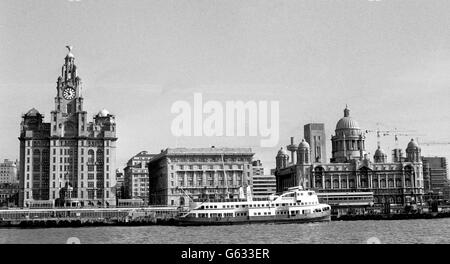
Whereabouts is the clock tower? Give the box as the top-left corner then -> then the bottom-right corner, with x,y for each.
51,46 -> 87,138
19,47 -> 118,208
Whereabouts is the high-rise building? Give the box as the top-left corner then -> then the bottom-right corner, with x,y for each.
123,151 -> 156,203
148,147 -> 254,206
304,123 -> 327,163
251,160 -> 276,197
0,159 -> 19,184
115,169 -> 125,200
18,47 -> 118,208
422,157 -> 449,200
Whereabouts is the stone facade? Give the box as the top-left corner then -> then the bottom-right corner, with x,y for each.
148,147 -> 254,206
0,159 -> 19,184
275,106 -> 425,205
18,47 -> 118,208
123,151 -> 156,203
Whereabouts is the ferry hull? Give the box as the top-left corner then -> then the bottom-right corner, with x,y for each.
175,211 -> 331,226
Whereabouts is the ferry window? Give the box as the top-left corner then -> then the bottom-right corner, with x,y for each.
214,206 -> 217,208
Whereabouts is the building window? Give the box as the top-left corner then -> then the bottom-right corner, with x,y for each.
349,179 -> 355,188
333,179 -> 339,188
388,179 -> 394,188
88,149 -> 95,163
325,180 -> 331,189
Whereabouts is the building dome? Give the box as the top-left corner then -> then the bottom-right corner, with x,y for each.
374,146 -> 386,157
298,139 -> 310,149
277,147 -> 288,156
336,106 -> 360,130
26,108 -> 40,116
407,138 -> 419,149
98,109 -> 110,117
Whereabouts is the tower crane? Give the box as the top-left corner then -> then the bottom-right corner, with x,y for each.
416,141 -> 450,146
364,126 -> 417,148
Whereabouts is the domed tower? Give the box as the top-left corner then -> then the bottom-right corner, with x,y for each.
276,148 -> 289,169
297,139 -> 311,165
406,139 -> 421,162
331,106 -> 366,163
373,146 -> 387,163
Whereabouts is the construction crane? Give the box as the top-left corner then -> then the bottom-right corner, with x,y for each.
417,141 -> 450,146
364,126 -> 417,148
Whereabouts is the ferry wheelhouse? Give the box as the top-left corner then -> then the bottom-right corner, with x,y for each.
176,186 -> 331,225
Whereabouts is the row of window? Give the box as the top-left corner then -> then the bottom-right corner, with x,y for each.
25,190 -> 111,200
315,179 -> 414,188
170,164 -> 249,170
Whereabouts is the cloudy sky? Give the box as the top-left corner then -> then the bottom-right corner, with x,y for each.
1,0 -> 449,173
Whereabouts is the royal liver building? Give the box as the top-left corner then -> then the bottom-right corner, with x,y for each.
19,47 -> 117,208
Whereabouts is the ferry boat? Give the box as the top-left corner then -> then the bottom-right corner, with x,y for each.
176,186 -> 331,226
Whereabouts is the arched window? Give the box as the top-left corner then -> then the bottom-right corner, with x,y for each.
381,179 -> 386,188
405,179 -> 411,187
389,197 -> 395,204
395,179 -> 402,187
361,179 -> 368,188
314,166 -> 324,177
87,149 -> 95,163
388,179 -> 394,188
396,196 -> 402,204
325,180 -> 331,189
372,180 -> 378,188
315,180 -> 322,188
349,179 -> 355,188
333,179 -> 339,189
96,149 -> 104,163
341,179 -> 347,189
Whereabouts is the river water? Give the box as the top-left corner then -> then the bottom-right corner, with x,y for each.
1,219 -> 449,244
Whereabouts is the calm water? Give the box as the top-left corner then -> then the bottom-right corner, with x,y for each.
1,219 -> 450,244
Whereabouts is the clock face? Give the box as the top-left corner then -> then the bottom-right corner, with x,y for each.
63,87 -> 76,100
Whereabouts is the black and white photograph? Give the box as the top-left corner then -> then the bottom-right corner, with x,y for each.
1,0 -> 450,254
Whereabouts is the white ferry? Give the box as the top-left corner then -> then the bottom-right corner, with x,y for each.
176,186 -> 331,226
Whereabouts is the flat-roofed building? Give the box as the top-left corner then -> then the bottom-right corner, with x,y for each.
422,157 -> 449,201
148,147 -> 254,207
124,151 -> 156,204
0,159 -> 19,184
251,160 -> 276,197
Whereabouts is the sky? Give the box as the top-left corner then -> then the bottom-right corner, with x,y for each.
0,0 -> 449,174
